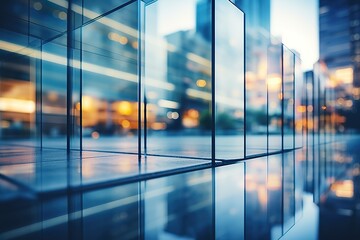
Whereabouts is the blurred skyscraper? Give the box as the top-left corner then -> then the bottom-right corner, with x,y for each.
319,0 -> 360,129
232,0 -> 270,32
319,0 -> 360,88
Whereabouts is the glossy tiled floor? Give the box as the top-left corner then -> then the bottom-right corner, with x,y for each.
0,135 -> 359,239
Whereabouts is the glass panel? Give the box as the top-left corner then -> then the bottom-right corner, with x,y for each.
215,0 -> 245,160
268,154 -> 283,239
245,157 -> 269,239
83,183 -> 140,239
283,46 -> 295,150
294,149 -> 304,221
305,71 -> 314,147
81,2 -> 138,153
267,38 -> 282,152
144,169 -> 213,239
0,30 -> 40,147
295,56 -> 304,148
143,0 -> 211,158
283,152 -> 295,232
245,32 -> 269,157
83,0 -> 133,23
29,0 -> 68,42
216,163 -> 244,239
41,35 -> 67,149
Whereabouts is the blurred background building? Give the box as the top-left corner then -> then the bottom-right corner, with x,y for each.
319,0 -> 360,131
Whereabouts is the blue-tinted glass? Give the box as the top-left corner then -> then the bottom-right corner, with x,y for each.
41,35 -> 67,149
268,154 -> 283,239
143,0 -> 212,158
216,163 -> 245,239
268,39 -> 282,152
0,29 -> 40,147
215,0 -> 245,160
81,2 -> 138,153
295,56 -> 304,148
283,151 -> 295,232
283,46 -> 295,150
245,157 -> 268,239
245,33 -> 269,157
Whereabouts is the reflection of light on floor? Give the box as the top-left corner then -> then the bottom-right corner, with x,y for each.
330,180 -> 354,198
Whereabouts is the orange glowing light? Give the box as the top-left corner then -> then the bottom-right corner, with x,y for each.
331,180 -> 353,198
121,119 -> 131,129
196,79 -> 207,88
117,101 -> 132,115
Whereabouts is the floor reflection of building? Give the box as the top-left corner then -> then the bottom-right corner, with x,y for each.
164,173 -> 212,239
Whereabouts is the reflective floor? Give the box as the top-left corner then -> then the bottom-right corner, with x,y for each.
0,135 -> 359,239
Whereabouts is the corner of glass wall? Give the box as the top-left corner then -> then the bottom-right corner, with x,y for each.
215,0 -> 245,160
267,38 -> 282,153
81,0 -> 139,153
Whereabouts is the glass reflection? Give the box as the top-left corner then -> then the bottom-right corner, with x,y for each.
245,32 -> 269,156
81,1 -> 138,153
215,0 -> 245,160
145,169 -> 213,239
143,0 -> 212,158
268,38 -> 283,152
216,163 -> 244,239
283,46 -> 295,150
283,152 -> 295,232
268,154 -> 283,239
42,35 -> 67,149
0,29 -> 39,147
245,157 -> 269,240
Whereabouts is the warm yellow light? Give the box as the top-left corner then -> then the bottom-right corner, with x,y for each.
132,41 -> 138,49
75,102 -> 81,111
297,105 -> 306,113
118,36 -> 128,45
151,122 -> 166,130
335,67 -> 353,84
0,98 -> 35,113
307,105 -> 313,112
196,79 -> 207,88
82,96 -> 94,112
331,180 -> 354,198
188,109 -> 199,118
267,74 -> 281,91
121,119 -> 131,129
117,101 -> 132,115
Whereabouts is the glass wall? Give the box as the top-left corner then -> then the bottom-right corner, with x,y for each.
0,0 -> 322,164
